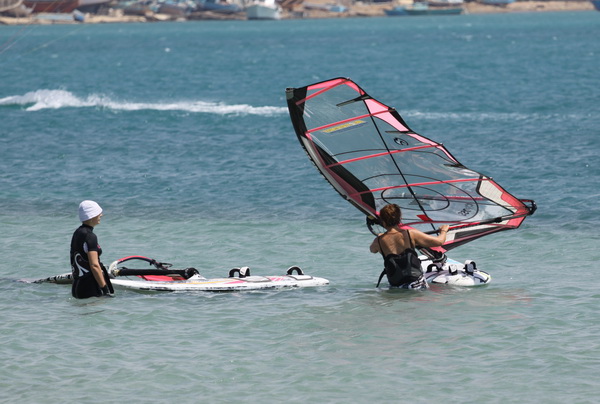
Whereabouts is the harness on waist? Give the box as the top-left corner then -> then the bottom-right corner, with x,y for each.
376,230 -> 423,288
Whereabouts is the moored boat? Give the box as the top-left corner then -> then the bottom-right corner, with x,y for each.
303,2 -> 347,12
119,0 -> 154,16
22,0 -> 79,12
198,0 -> 242,14
385,2 -> 463,16
77,0 -> 111,13
22,0 -> 110,13
157,0 -> 196,17
245,0 -> 281,19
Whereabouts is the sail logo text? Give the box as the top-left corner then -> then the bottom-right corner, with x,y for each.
321,120 -> 367,134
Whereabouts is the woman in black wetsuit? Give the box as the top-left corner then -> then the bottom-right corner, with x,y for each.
70,200 -> 113,298
370,204 -> 449,288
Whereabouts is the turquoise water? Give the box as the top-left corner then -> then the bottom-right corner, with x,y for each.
1,11 -> 599,403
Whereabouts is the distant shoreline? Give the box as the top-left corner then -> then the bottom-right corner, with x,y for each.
317,0 -> 595,18
0,1 -> 595,25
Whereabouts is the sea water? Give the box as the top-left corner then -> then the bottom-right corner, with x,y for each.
1,11 -> 599,403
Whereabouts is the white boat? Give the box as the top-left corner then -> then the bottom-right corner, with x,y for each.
386,2 -> 463,16
245,0 -> 281,19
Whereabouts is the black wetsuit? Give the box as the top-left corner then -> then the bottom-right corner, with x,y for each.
70,224 -> 113,298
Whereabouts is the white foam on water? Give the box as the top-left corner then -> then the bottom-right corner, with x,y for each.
406,110 -> 532,122
0,89 -> 287,116
2,90 -> 584,122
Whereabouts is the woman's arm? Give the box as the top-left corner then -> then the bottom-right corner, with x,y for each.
411,225 -> 449,248
87,250 -> 107,289
369,235 -> 382,253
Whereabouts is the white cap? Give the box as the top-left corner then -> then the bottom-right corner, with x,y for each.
78,200 -> 103,222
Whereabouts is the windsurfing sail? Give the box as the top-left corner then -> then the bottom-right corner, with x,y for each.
286,77 -> 535,252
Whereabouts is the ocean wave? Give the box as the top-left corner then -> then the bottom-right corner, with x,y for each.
406,110 -> 532,122
404,110 -> 589,122
0,89 -> 287,116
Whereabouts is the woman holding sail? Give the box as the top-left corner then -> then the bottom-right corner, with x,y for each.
70,200 -> 114,298
370,204 -> 449,289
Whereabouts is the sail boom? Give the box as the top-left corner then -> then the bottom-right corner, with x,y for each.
352,178 -> 484,197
